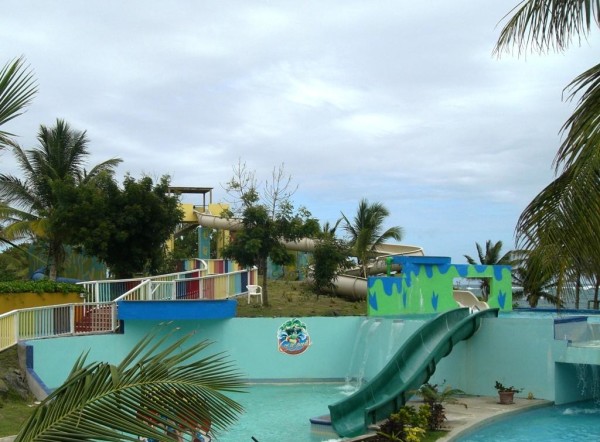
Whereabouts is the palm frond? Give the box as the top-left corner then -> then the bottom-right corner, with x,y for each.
554,62 -> 600,170
15,327 -> 246,442
495,0 -> 600,56
0,56 -> 37,146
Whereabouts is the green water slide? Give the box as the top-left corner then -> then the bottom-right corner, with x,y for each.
328,307 -> 499,437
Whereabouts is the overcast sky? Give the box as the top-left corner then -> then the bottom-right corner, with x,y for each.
1,1 -> 597,263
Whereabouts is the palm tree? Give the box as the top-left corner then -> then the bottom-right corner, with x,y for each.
464,240 -> 513,301
341,199 -> 403,278
495,2 -> 600,300
0,56 -> 37,148
0,119 -> 121,279
511,249 -> 565,308
15,328 -> 245,442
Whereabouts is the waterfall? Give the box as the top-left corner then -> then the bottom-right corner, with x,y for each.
576,363 -> 600,403
342,318 -> 381,394
385,319 -> 405,362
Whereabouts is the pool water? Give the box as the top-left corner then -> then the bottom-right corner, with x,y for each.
458,401 -> 600,441
212,383 -> 347,442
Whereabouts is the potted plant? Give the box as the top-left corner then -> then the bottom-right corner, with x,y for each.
495,381 -> 521,404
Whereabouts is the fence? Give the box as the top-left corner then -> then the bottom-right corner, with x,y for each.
0,302 -> 117,353
115,269 -> 255,301
0,264 -> 258,352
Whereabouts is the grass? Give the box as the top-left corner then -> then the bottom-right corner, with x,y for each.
0,346 -> 37,436
236,279 -> 367,317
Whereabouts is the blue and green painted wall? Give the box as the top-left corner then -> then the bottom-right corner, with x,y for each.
368,256 -> 512,316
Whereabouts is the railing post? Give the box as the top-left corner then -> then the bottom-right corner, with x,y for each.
70,304 -> 75,335
95,282 -> 100,304
14,312 -> 19,345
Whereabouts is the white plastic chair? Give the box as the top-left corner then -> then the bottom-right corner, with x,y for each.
246,285 -> 263,305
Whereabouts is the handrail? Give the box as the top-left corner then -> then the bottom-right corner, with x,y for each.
1,266 -> 258,352
0,302 -> 117,353
114,270 -> 252,302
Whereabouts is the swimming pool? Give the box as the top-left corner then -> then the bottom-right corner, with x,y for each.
457,400 -> 600,441
212,383 -> 346,442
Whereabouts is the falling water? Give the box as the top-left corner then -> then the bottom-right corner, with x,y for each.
576,364 -> 600,402
344,319 -> 369,382
385,319 -> 405,362
342,318 -> 381,393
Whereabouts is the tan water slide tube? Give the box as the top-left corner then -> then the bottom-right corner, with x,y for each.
195,211 -> 424,299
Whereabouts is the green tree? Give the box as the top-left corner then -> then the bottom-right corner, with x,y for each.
496,1 -> 600,299
0,56 -> 37,148
464,240 -> 513,301
222,204 -> 319,306
340,199 -> 403,278
61,174 -> 183,278
15,328 -> 244,442
0,56 -> 37,250
310,235 -> 351,298
222,162 -> 319,305
0,119 -> 121,279
511,249 -> 564,308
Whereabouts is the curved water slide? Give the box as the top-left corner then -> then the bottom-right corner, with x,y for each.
328,307 -> 500,438
194,211 -> 424,298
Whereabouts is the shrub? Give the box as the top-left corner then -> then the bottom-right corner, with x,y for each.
0,280 -> 84,294
376,404 -> 430,441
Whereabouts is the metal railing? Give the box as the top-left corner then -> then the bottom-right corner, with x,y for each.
77,266 -> 208,303
114,269 -> 254,302
0,302 -> 117,352
0,263 -> 258,352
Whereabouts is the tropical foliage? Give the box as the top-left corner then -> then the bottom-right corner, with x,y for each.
222,203 -> 319,305
341,199 -> 403,278
464,240 -> 513,301
0,56 -> 37,148
310,234 -> 352,297
511,249 -> 565,307
0,119 -> 122,280
15,328 -> 245,442
221,162 -> 320,305
496,1 -> 600,306
57,174 -> 183,278
413,382 -> 466,431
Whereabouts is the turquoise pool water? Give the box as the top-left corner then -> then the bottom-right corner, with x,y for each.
458,401 -> 600,441
212,383 -> 346,442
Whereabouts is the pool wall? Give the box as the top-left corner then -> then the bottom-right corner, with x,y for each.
26,315 -> 596,405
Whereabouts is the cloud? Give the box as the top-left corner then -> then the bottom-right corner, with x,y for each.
1,0 -> 597,262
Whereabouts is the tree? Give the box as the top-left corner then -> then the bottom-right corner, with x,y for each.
15,327 -> 244,442
0,56 -> 37,250
496,1 -> 600,301
221,162 -> 319,305
310,235 -> 352,298
61,174 -> 183,278
340,199 -> 403,278
222,160 -> 298,218
464,240 -> 513,301
0,119 -> 121,279
0,56 -> 37,148
222,203 -> 319,306
511,249 -> 565,308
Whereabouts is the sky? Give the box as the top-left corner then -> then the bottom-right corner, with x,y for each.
1,1 -> 597,263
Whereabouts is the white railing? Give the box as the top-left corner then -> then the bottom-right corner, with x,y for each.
114,270 -> 253,302
1,264 -> 258,352
0,302 -> 117,353
78,266 -> 208,303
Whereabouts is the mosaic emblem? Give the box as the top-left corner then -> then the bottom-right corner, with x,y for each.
277,318 -> 311,355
